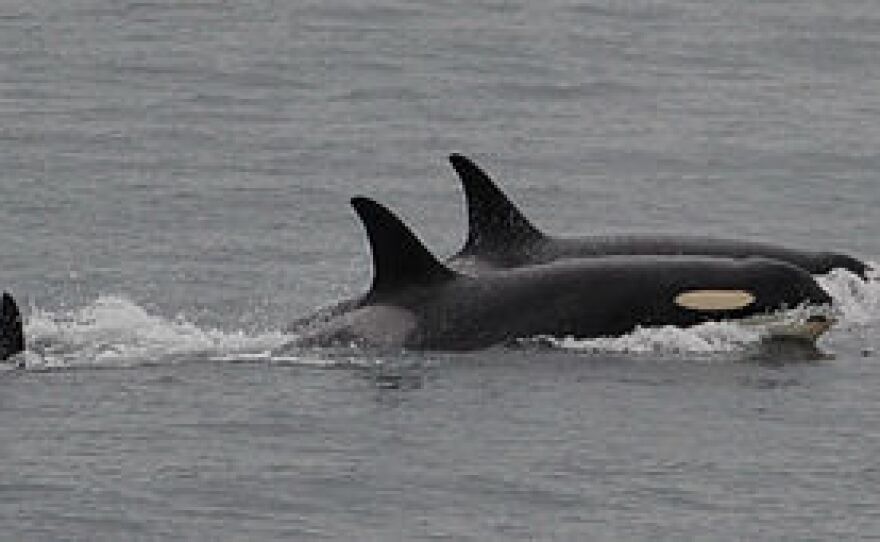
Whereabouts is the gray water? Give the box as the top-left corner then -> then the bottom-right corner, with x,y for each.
1,1 -> 880,539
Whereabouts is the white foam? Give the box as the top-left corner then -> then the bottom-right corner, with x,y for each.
530,320 -> 766,357
15,263 -> 880,368
816,264 -> 880,326
23,295 -> 295,370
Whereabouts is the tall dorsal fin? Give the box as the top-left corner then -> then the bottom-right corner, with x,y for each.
448,154 -> 544,255
351,197 -> 457,300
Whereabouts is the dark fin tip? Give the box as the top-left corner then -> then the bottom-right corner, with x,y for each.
350,197 -> 456,300
0,291 -> 25,361
448,154 -> 544,255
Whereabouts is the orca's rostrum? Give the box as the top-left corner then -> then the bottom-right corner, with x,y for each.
294,197 -> 833,351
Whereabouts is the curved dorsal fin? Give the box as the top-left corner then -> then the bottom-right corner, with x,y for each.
351,197 -> 456,300
448,154 -> 544,255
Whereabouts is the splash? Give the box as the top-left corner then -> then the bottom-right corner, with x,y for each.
22,295 -> 294,370
816,265 -> 880,326
526,320 -> 766,357
11,264 -> 880,368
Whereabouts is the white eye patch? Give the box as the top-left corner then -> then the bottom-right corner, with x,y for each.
674,290 -> 756,311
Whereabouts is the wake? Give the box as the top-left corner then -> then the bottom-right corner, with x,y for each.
21,296 -> 292,370
11,263 -> 879,370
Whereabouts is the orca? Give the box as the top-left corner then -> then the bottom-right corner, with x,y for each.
0,292 -> 24,361
294,197 -> 833,351
448,154 -> 870,278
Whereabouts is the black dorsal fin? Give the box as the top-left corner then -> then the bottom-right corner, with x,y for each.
351,197 -> 457,300
0,292 -> 25,361
448,154 -> 544,255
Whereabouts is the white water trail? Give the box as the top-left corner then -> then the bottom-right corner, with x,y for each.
529,321 -> 766,357
13,264 -> 880,368
816,265 -> 880,327
22,295 -> 293,370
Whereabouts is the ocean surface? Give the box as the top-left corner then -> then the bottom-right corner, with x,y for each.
1,0 -> 879,539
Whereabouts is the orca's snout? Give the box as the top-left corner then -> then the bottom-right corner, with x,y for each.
814,278 -> 833,303
755,259 -> 833,309
800,278 -> 833,307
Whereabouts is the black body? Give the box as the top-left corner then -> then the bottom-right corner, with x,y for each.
448,154 -> 869,278
295,198 -> 833,351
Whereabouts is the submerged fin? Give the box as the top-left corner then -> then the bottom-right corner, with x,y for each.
449,153 -> 544,255
0,292 -> 24,361
351,197 -> 456,300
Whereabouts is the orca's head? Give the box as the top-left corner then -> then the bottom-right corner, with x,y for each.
725,254 -> 864,342
740,258 -> 836,339
751,258 -> 833,309
670,258 -> 833,323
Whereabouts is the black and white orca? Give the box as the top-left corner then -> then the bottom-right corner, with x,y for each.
294,197 -> 833,351
447,154 -> 869,278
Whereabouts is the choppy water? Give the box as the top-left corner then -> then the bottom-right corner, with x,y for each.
1,1 -> 880,539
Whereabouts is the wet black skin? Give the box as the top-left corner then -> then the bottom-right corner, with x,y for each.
0,292 -> 25,361
297,198 -> 833,352
455,234 -> 870,279
290,155 -> 868,337
449,153 -> 870,279
357,256 -> 831,351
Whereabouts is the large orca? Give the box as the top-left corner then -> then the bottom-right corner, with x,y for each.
0,292 -> 25,361
294,197 -> 833,351
448,154 -> 869,278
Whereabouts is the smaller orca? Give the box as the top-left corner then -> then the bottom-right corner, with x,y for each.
448,154 -> 869,278
0,292 -> 25,361
294,197 -> 833,351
